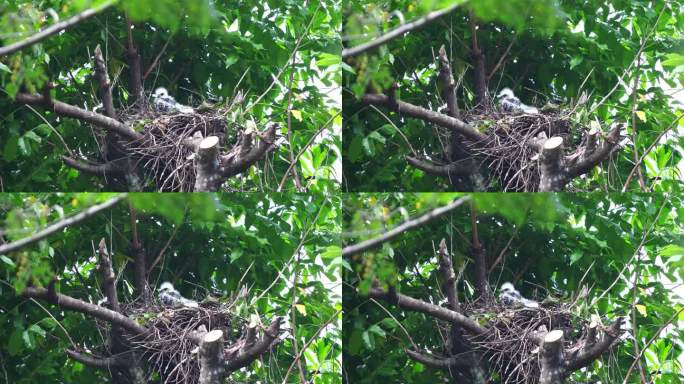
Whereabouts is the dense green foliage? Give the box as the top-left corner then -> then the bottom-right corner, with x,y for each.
0,0 -> 341,192
343,0 -> 684,191
343,193 -> 684,383
0,193 -> 342,383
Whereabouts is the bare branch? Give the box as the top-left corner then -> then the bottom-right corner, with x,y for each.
405,349 -> 468,369
366,287 -> 487,335
22,286 -> 148,336
405,156 -> 475,177
567,127 -> 620,179
361,93 -> 487,143
15,93 -> 142,141
221,123 -> 277,178
61,156 -> 126,176
225,318 -> 283,372
342,196 -> 470,257
565,318 -> 622,372
199,330 -> 226,384
93,44 -> 115,118
66,349 -> 130,369
0,195 -> 127,255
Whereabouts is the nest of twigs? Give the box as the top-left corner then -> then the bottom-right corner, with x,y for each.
457,300 -> 582,384
117,106 -> 241,191
93,290 -> 255,384
437,105 -> 579,191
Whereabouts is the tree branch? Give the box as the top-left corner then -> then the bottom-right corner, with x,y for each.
366,287 -> 487,335
199,330 -> 226,384
22,286 -> 148,336
93,44 -> 115,118
221,123 -> 277,178
361,93 -> 487,143
0,1 -> 114,57
539,330 -> 565,384
15,93 -> 142,141
566,127 -> 620,179
194,136 -> 222,191
66,349 -> 130,369
342,3 -> 462,59
565,318 -> 622,372
0,195 -> 127,255
405,349 -> 468,369
225,318 -> 283,372
342,196 -> 470,257
61,156 -> 126,176
405,156 -> 474,177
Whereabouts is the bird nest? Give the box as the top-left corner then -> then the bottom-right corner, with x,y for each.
94,290 -> 262,384
439,108 -> 578,191
454,300 -> 586,384
117,107 -> 242,191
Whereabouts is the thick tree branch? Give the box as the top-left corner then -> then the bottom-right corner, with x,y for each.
97,238 -> 120,312
342,3 -> 462,59
15,93 -> 142,141
221,123 -> 277,178
539,330 -> 565,384
469,15 -> 487,108
125,17 -> 145,108
225,318 -> 283,372
0,195 -> 127,255
0,1 -> 114,57
194,136 -> 222,191
565,318 -> 622,372
405,349 -> 468,369
539,137 -> 566,192
437,238 -> 459,312
470,203 -> 491,301
66,349 -> 130,369
366,287 -> 487,335
129,206 -> 148,303
93,44 -> 115,118
342,196 -> 470,257
566,127 -> 620,179
199,330 -> 226,384
61,156 -> 126,176
22,286 -> 148,336
361,93 -> 487,143
405,156 -> 475,177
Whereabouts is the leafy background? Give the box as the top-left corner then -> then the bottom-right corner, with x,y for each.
0,192 -> 342,383
0,0 -> 341,193
343,193 -> 684,383
343,0 -> 684,191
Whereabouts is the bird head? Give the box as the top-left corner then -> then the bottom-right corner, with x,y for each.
159,281 -> 175,292
496,88 -> 515,100
153,87 -> 169,99
500,282 -> 515,293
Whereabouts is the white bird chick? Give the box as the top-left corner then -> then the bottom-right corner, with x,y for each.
496,88 -> 538,114
152,87 -> 194,114
499,281 -> 539,308
158,281 -> 199,308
